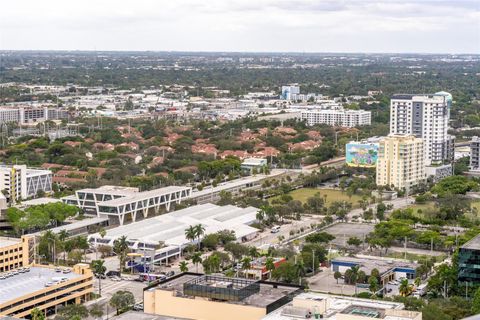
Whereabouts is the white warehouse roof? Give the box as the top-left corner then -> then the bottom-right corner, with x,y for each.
89,203 -> 259,249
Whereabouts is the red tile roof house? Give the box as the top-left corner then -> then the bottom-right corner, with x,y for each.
92,143 -> 115,151
191,144 -> 218,157
118,142 -> 140,151
238,131 -> 259,142
166,133 -> 183,145
287,140 -> 321,152
274,127 -> 298,135
148,156 -> 165,169
306,130 -> 323,141
219,150 -> 250,160
41,163 -> 64,170
253,147 -> 280,158
53,176 -> 87,185
63,141 -> 82,148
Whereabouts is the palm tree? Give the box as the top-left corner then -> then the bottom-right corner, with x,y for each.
265,257 -> 275,280
43,230 -> 57,264
349,265 -> 360,296
241,256 -> 252,278
248,247 -> 259,258
91,260 -> 106,296
368,276 -> 379,297
179,261 -> 189,273
191,252 -> 202,273
30,308 -> 45,320
185,226 -> 197,246
399,279 -> 413,297
58,230 -> 70,263
113,236 -> 129,273
294,259 -> 306,286
75,236 -> 90,262
194,224 -> 206,249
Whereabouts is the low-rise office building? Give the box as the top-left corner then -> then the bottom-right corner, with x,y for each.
0,264 -> 93,319
458,234 -> 480,283
0,236 -> 31,273
331,256 -> 418,288
89,203 -> 260,266
144,273 -> 302,320
0,165 -> 52,202
62,185 -> 192,225
241,158 -> 268,173
261,292 -> 422,320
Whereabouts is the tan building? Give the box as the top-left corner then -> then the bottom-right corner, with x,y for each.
0,236 -> 31,273
376,135 -> 425,190
262,292 -> 421,320
0,264 -> 93,318
144,273 -> 302,320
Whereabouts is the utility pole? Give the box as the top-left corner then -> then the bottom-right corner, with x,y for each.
312,249 -> 315,275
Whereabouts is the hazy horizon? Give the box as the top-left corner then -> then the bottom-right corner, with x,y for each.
0,0 -> 479,54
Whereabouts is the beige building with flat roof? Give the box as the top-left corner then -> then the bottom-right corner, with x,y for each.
376,135 -> 425,190
0,236 -> 30,273
144,273 -> 302,320
0,264 -> 93,318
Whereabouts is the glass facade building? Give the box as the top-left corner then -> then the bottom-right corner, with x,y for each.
458,235 -> 480,283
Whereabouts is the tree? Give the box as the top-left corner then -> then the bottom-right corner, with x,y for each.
191,252 -> 203,273
110,290 -> 135,315
368,276 -> 379,297
179,261 -> 189,273
58,229 -> 70,263
31,308 -> 45,320
305,232 -> 335,244
91,260 -> 106,296
472,287 -> 480,315
334,271 -> 342,284
89,303 -> 104,319
113,236 -> 129,273
241,256 -> 252,278
422,303 -> 452,320
371,268 -> 380,279
201,233 -> 219,250
399,279 -> 413,297
185,225 -> 197,245
265,257 -> 275,280
347,236 -> 362,248
56,304 -> 88,320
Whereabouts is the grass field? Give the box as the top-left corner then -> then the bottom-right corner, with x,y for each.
272,188 -> 362,208
408,200 -> 480,220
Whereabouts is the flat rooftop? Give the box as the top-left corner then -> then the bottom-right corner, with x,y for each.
98,186 -> 190,207
113,311 -> 190,320
332,256 -> 418,276
0,267 -> 80,305
0,237 -> 20,248
31,216 -> 109,236
89,203 -> 259,247
461,234 -> 480,250
262,292 -> 417,320
147,273 -> 300,309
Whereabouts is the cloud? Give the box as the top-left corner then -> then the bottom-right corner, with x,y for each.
0,0 -> 478,53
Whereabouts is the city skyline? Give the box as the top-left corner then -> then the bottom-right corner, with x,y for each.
0,0 -> 479,53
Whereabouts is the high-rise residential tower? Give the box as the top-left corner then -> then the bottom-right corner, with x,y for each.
390,92 -> 454,165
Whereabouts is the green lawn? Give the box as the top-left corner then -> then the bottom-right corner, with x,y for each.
272,188 -> 362,208
408,200 -> 480,220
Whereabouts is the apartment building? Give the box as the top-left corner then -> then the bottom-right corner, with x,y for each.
0,106 -> 68,125
470,136 -> 480,171
0,264 -> 93,319
376,135 -> 426,190
390,93 -> 454,165
300,109 -> 371,127
0,236 -> 31,273
0,165 -> 52,202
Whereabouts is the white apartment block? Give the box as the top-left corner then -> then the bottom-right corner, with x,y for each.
281,85 -> 300,100
0,165 -> 52,201
0,107 -> 69,125
376,135 -> 426,190
470,136 -> 480,171
390,92 -> 454,165
300,109 -> 371,127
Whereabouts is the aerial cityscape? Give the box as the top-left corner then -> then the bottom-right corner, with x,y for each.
0,1 -> 479,320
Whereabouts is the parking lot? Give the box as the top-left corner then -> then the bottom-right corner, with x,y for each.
308,267 -> 369,296
322,223 -> 374,247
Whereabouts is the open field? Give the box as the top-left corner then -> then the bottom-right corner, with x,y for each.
408,200 -> 480,220
272,188 -> 362,208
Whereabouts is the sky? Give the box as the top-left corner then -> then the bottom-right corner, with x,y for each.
0,0 -> 479,53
